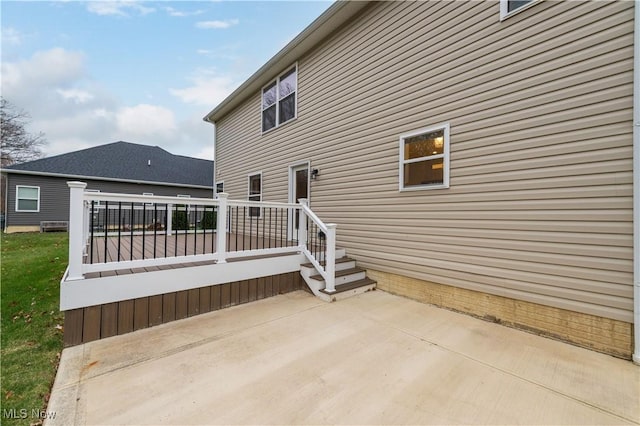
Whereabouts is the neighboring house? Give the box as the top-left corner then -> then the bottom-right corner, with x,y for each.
204,0 -> 639,361
2,141 -> 213,233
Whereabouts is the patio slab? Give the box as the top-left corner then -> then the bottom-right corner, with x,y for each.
47,290 -> 640,425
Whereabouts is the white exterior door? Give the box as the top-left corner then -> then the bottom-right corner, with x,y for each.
288,163 -> 309,240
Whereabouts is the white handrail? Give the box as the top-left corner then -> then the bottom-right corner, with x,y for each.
298,199 -> 336,293
69,185 -> 336,293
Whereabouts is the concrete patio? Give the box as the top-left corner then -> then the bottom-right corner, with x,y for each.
47,290 -> 639,425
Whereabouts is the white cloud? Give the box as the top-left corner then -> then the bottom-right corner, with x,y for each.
1,27 -> 22,45
116,104 -> 177,137
87,1 -> 155,17
1,47 -> 213,161
164,6 -> 204,17
1,48 -> 86,111
170,68 -> 237,107
57,88 -> 94,104
196,19 -> 239,29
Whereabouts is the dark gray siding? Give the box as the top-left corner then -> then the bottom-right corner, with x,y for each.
5,173 -> 213,227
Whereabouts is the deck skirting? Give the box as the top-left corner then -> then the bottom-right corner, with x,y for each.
63,271 -> 307,346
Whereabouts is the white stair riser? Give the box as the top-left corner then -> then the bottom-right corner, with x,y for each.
335,271 -> 366,285
313,248 -> 346,262
300,260 -> 355,276
317,284 -> 376,303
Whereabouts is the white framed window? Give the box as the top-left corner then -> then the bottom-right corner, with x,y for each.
399,123 -> 450,191
500,0 -> 537,20
177,194 -> 191,211
215,181 -> 224,194
248,172 -> 262,218
15,185 -> 40,212
142,192 -> 154,207
262,64 -> 297,133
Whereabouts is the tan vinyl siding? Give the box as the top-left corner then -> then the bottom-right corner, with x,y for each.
214,1 -> 634,322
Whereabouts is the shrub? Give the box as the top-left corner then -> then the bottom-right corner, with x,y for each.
172,208 -> 189,230
201,210 -> 217,230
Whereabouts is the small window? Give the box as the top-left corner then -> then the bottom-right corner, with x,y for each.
500,0 -> 536,20
16,185 -> 40,212
262,65 -> 297,133
216,181 -> 224,194
142,192 -> 154,207
399,123 -> 450,191
248,172 -> 262,218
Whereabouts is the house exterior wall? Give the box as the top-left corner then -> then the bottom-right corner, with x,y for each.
213,1 -> 635,351
5,173 -> 213,230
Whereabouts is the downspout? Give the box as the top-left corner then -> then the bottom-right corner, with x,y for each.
633,0 -> 640,365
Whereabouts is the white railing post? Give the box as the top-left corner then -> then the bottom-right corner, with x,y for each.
324,223 -> 337,293
216,192 -> 229,263
67,181 -> 87,281
298,198 -> 308,248
167,203 -> 173,236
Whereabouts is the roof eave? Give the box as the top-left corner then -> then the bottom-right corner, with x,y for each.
203,0 -> 371,124
1,168 -> 213,190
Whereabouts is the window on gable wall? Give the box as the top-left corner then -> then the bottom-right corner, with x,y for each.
262,65 -> 297,133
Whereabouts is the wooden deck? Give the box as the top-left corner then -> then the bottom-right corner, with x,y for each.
84,232 -> 302,278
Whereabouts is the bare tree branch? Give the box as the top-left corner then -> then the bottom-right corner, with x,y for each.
1,97 -> 47,166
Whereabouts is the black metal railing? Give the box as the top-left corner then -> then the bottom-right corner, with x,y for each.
87,201 -> 218,264
225,205 -> 300,252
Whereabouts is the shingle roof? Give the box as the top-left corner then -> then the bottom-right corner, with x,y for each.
5,141 -> 213,188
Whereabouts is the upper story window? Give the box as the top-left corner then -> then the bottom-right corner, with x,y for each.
399,123 -> 450,191
16,185 -> 40,212
500,0 -> 536,20
262,65 -> 297,133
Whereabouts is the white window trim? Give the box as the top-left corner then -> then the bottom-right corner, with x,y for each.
15,185 -> 40,212
261,63 -> 298,134
86,189 -> 101,207
247,171 -> 263,218
499,0 -> 539,21
399,123 -> 450,192
142,192 -> 154,207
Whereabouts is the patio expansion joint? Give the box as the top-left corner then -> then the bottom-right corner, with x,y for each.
365,316 -> 638,425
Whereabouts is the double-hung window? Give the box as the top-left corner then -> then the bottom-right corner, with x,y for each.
16,185 -> 40,212
262,65 -> 297,133
248,173 -> 262,218
399,123 -> 450,191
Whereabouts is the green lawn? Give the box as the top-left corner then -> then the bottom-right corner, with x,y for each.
1,232 -> 68,426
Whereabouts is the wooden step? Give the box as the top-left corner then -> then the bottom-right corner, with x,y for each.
301,256 -> 353,269
320,278 -> 376,295
309,266 -> 365,282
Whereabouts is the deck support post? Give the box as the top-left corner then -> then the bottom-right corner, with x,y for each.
324,223 -> 337,293
216,192 -> 229,263
298,199 -> 308,248
67,181 -> 87,281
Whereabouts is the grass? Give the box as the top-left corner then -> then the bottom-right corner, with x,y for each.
1,232 -> 68,426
